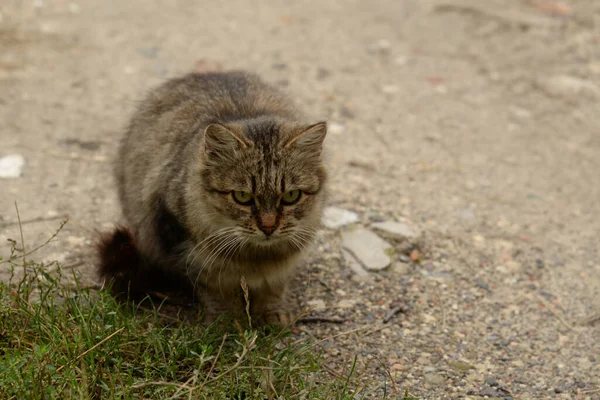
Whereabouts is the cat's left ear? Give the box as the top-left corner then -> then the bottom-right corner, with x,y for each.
203,123 -> 249,159
285,122 -> 327,154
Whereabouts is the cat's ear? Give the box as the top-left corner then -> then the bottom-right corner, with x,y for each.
285,122 -> 327,153
204,123 -> 248,158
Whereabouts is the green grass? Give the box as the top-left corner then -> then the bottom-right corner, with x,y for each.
0,220 -> 417,399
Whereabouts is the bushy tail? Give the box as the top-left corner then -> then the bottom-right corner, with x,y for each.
96,226 -> 193,302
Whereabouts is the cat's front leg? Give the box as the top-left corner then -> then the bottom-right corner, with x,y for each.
250,282 -> 294,326
200,288 -> 244,324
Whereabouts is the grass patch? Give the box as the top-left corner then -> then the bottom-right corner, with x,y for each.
0,220 -> 416,399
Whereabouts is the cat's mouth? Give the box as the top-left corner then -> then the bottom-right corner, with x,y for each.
252,232 -> 285,246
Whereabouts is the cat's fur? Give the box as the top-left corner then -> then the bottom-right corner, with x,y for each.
98,71 -> 327,324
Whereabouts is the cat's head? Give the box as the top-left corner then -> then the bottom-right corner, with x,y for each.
195,117 -> 327,250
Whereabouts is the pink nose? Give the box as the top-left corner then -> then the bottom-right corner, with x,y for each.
258,212 -> 278,236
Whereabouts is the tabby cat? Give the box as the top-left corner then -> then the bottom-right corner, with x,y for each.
98,71 -> 327,325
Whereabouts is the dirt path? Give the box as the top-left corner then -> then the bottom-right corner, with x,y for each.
1,0 -> 599,398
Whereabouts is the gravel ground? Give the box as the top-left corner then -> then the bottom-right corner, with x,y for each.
1,0 -> 599,398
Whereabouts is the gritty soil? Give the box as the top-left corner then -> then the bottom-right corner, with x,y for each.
1,0 -> 599,398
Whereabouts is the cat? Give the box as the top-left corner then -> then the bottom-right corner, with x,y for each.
97,71 -> 327,325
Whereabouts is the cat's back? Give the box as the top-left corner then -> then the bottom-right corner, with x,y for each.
133,71 -> 298,129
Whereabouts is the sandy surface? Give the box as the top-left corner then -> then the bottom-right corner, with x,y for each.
1,0 -> 599,398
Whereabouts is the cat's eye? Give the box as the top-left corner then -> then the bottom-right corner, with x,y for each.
232,191 -> 253,205
281,190 -> 302,206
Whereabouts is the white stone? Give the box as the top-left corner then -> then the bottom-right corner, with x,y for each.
342,249 -> 370,276
371,219 -> 420,240
394,55 -> 408,66
337,299 -> 356,309
382,85 -> 400,94
66,236 -> 85,247
328,122 -> 345,135
0,154 -> 25,178
321,206 -> 359,229
306,299 -> 326,312
341,228 -> 392,271
376,39 -> 391,51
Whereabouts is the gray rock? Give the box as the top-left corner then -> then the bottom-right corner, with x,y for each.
341,228 -> 392,271
391,262 -> 410,276
342,249 -> 370,276
371,219 -> 420,240
0,154 -> 25,178
321,206 -> 359,229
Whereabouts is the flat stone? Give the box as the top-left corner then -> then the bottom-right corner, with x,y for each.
342,249 -> 370,276
371,219 -> 420,240
0,154 -> 25,178
341,228 -> 392,271
321,206 -> 359,229
306,299 -> 326,312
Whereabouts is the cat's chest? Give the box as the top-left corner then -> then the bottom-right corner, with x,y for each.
186,247 -> 300,290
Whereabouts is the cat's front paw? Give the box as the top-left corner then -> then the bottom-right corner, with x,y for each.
256,307 -> 294,326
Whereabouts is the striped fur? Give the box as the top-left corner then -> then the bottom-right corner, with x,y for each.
99,72 -> 327,324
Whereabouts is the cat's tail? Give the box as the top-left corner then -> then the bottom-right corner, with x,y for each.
96,226 -> 194,302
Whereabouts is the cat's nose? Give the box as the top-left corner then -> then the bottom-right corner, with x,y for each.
258,212 -> 278,236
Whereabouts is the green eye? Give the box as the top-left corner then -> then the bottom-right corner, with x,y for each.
232,191 -> 253,205
281,190 -> 302,205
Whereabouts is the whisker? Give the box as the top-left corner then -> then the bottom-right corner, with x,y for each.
190,230 -> 239,289
186,227 -> 238,270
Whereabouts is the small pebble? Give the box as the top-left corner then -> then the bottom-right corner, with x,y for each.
394,55 -> 408,66
424,372 -> 445,385
417,356 -> 430,365
449,360 -> 476,372
0,154 -> 25,178
475,279 -> 489,290
328,122 -> 345,135
382,85 -> 400,94
370,39 -> 391,54
409,250 -> 420,261
365,210 -> 385,222
306,299 -> 326,312
391,262 -> 410,276
337,299 -> 356,309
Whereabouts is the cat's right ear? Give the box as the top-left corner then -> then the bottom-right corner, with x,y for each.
203,123 -> 248,159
